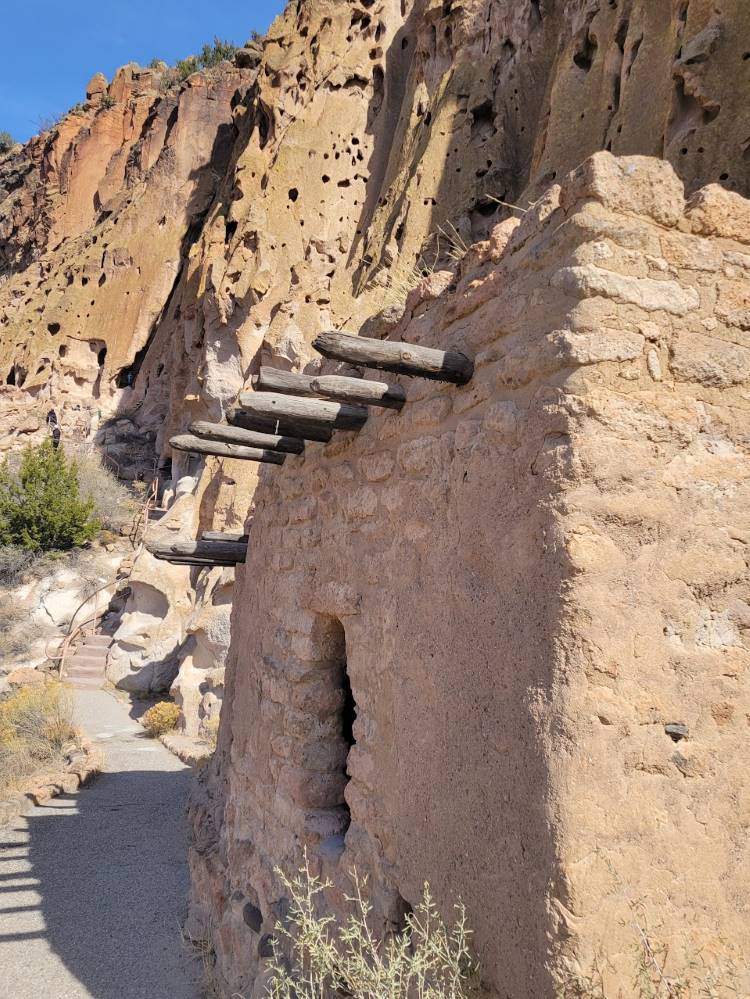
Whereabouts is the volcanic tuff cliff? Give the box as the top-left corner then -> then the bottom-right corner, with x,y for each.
1,0 -> 749,995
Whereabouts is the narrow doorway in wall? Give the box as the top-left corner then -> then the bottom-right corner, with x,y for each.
327,617 -> 357,834
340,656 -> 356,830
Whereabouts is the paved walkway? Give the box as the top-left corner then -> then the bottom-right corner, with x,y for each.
0,689 -> 200,998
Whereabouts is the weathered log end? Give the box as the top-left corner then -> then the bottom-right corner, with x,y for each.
201,531 -> 250,544
227,407 -> 333,444
237,391 -> 368,432
312,331 -> 474,385
189,420 -> 304,455
169,434 -> 286,465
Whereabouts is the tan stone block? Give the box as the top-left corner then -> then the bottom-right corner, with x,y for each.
397,436 -> 441,474
278,766 -> 347,809
340,487 -> 378,521
560,152 -> 686,227
685,184 -> 750,245
358,451 -> 395,482
552,265 -> 700,316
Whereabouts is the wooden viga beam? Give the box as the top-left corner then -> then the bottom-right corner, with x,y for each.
170,434 -> 286,465
148,550 -> 239,567
236,391 -> 368,432
252,366 -> 406,411
226,406 -> 333,444
156,557 -> 238,568
312,330 -> 474,385
189,420 -> 304,455
200,531 -> 249,544
147,540 -> 248,562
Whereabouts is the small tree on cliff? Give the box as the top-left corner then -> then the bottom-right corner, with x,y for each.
0,440 -> 99,551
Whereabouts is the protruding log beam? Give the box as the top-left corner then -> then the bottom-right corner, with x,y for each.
147,540 -> 247,562
148,548 -> 238,566
237,391 -> 368,432
313,331 -> 474,385
173,540 -> 247,561
170,434 -> 286,465
253,366 -> 405,411
252,368 -> 316,396
201,531 -> 249,544
189,421 -> 304,455
154,556 -> 238,568
310,374 -> 405,410
227,407 -> 333,444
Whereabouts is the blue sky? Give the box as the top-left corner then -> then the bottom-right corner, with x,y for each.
1,0 -> 287,142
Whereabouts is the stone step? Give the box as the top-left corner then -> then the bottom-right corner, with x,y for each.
67,654 -> 108,668
81,634 -> 113,649
66,675 -> 105,690
65,663 -> 104,676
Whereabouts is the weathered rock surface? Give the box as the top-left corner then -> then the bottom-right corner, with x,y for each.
0,1 -> 749,996
190,154 -> 749,998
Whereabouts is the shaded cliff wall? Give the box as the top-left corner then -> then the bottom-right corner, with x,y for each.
190,156 -> 750,998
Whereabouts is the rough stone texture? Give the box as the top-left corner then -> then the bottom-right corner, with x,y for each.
0,3 -> 749,994
190,157 -> 749,998
0,61 -> 255,456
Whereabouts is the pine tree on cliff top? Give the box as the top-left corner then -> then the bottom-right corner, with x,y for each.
0,440 -> 99,551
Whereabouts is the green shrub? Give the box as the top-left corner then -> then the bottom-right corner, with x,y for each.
267,856 -> 479,999
99,94 -> 116,110
176,56 -> 201,81
0,440 -> 99,552
173,37 -> 239,82
197,37 -> 238,68
0,131 -> 14,153
142,701 -> 180,736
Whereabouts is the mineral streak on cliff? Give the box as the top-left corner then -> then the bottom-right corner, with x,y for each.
0,0 -> 749,995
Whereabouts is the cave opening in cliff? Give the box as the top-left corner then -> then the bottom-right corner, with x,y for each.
6,366 -> 15,385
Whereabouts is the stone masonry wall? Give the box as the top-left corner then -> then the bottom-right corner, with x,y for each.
189,154 -> 750,998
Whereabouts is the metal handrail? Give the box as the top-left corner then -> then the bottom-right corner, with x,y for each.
46,580 -> 115,678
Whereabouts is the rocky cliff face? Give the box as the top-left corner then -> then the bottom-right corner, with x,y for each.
1,1 -> 749,994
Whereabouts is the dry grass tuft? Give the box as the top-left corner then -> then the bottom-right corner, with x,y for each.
0,682 -> 78,796
73,450 -> 138,533
181,921 -> 222,999
142,701 -> 181,736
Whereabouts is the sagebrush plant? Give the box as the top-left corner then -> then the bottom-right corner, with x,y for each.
0,440 -> 99,551
0,681 -> 78,794
267,855 -> 479,999
73,449 -> 137,532
142,701 -> 181,736
0,130 -> 14,153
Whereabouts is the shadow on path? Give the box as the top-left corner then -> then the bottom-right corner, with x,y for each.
0,690 -> 200,999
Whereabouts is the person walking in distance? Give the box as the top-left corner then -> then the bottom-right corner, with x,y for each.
46,408 -> 61,449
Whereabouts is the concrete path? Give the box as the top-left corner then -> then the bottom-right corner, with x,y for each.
0,689 -> 200,998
